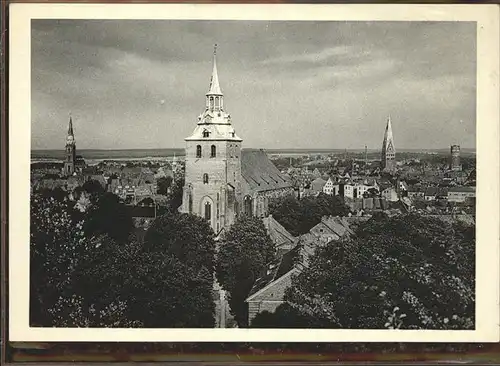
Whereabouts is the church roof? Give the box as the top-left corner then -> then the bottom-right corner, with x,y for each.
185,121 -> 242,141
241,149 -> 292,193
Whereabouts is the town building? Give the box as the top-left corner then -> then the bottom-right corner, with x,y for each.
381,116 -> 396,172
447,186 -> 476,203
323,177 -> 339,196
180,46 -> 292,234
309,177 -> 327,194
424,187 -> 438,201
245,216 -> 368,325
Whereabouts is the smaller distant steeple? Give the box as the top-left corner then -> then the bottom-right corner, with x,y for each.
64,114 -> 76,176
381,116 -> 396,172
68,113 -> 74,136
66,113 -> 75,146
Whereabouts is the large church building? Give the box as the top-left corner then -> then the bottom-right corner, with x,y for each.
181,46 -> 293,235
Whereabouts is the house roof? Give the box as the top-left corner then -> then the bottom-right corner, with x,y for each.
241,149 -> 292,193
247,245 -> 301,299
448,186 -> 476,193
310,177 -> 327,191
315,216 -> 355,238
263,215 -> 296,247
425,187 -> 438,196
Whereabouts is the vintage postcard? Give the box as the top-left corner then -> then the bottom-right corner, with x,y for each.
8,3 -> 500,342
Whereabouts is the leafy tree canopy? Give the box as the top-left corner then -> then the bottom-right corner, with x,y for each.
216,215 -> 276,327
144,212 -> 216,272
269,193 -> 349,236
31,194 -> 217,328
156,176 -> 173,196
281,213 -> 475,329
83,192 -> 134,244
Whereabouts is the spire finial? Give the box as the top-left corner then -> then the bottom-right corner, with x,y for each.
214,43 -> 217,55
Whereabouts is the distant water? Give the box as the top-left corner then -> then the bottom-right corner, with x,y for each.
31,147 -> 476,161
31,149 -> 186,161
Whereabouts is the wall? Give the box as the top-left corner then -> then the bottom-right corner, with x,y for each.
182,139 -> 242,233
247,271 -> 295,325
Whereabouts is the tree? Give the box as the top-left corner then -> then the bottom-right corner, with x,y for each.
363,188 -> 379,198
143,212 -> 216,272
280,213 -> 475,329
215,215 -> 276,327
81,179 -> 105,202
269,193 -> 349,236
31,192 -> 216,328
156,176 -> 173,196
83,192 -> 134,244
167,176 -> 185,211
125,252 -> 215,327
30,193 -> 139,327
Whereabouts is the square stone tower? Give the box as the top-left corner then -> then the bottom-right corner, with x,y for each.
181,45 -> 242,235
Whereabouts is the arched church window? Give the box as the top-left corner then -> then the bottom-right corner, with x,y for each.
196,145 -> 202,158
209,97 -> 214,110
204,202 -> 211,221
203,130 -> 210,138
211,145 -> 216,158
203,173 -> 209,184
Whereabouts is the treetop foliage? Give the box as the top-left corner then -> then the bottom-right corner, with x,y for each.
269,193 -> 350,236
282,213 -> 475,329
216,214 -> 276,327
30,190 -> 216,328
144,212 -> 216,273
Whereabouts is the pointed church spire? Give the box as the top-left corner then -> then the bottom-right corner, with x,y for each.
381,115 -> 396,171
68,114 -> 74,136
207,44 -> 222,96
384,115 -> 393,142
66,113 -> 75,146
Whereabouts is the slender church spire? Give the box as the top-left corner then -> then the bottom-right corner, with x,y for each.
66,113 -> 75,146
381,115 -> 396,172
67,114 -> 74,137
207,44 -> 222,96
383,115 -> 394,144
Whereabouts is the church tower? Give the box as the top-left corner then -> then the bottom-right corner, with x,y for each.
381,116 -> 396,172
63,115 -> 76,176
181,45 -> 243,235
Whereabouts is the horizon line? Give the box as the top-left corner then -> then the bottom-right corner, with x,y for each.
31,147 -> 477,151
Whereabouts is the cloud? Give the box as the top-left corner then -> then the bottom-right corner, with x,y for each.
31,20 -> 476,150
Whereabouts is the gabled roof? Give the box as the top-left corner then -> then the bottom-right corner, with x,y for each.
246,244 -> 301,300
241,149 -> 292,193
263,215 -> 296,247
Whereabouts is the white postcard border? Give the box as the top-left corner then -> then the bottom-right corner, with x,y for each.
9,3 -> 500,342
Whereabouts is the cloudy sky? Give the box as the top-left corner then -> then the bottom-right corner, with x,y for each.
32,20 -> 476,150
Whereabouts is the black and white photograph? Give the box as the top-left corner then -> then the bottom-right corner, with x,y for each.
8,4 -> 500,342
